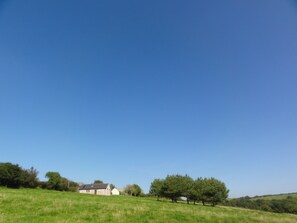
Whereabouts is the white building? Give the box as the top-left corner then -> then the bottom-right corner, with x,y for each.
78,183 -> 111,195
78,183 -> 121,196
111,188 -> 120,195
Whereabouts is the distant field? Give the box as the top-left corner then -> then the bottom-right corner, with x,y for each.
0,188 -> 297,223
252,193 -> 297,200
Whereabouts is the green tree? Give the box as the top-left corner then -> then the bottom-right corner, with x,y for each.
22,167 -> 39,188
110,184 -> 116,190
149,179 -> 164,201
180,175 -> 194,204
0,162 -> 23,188
60,177 -> 70,191
68,181 -> 79,192
45,172 -> 62,190
162,175 -> 185,202
200,177 -> 229,206
94,180 -> 103,184
45,172 -> 78,191
189,178 -> 203,205
124,184 -> 142,196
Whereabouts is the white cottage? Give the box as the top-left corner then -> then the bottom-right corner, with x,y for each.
78,183 -> 111,195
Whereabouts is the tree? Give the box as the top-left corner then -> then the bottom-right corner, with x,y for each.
45,172 -> 62,190
200,177 -> 229,206
60,177 -> 70,191
180,175 -> 194,204
149,179 -> 164,201
162,175 -> 185,202
0,162 -> 23,188
124,184 -> 132,195
110,184 -> 116,190
45,172 -> 75,191
22,167 -> 39,188
94,180 -> 103,184
68,181 -> 79,192
189,178 -> 203,205
124,184 -> 142,196
0,163 -> 39,189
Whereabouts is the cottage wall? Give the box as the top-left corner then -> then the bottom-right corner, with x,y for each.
96,189 -> 111,195
79,189 -> 111,195
79,189 -> 96,194
111,188 -> 120,195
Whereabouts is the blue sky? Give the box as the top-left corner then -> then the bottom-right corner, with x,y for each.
0,0 -> 297,197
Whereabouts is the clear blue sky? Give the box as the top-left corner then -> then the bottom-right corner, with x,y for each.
0,0 -> 297,197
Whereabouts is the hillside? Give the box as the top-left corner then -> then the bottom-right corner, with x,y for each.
252,193 -> 297,200
0,188 -> 297,223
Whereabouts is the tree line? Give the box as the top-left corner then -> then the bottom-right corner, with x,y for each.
0,162 -> 39,188
150,175 -> 229,206
0,162 -> 125,194
0,162 -> 78,191
223,196 -> 297,215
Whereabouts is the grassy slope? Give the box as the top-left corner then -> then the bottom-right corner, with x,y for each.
0,188 -> 297,223
251,193 -> 297,200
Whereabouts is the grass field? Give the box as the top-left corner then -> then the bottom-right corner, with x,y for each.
251,193 -> 297,200
1,187 -> 297,223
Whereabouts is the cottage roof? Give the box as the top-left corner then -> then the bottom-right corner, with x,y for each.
79,183 -> 109,190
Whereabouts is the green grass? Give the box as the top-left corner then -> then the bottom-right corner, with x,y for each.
252,193 -> 297,200
0,188 -> 297,223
